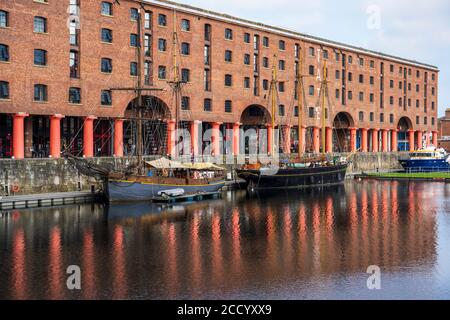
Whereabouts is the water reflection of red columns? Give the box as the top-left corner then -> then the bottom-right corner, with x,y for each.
190,213 -> 202,293
349,191 -> 358,268
371,183 -> 380,263
266,208 -> 276,272
312,203 -> 320,271
297,204 -> 307,272
167,224 -> 178,297
232,209 -> 241,273
361,183 -> 369,265
82,229 -> 95,299
381,181 -> 389,265
12,229 -> 27,300
391,181 -> 399,263
211,214 -> 223,283
49,227 -> 63,299
112,225 -> 127,299
50,114 -> 64,158
283,206 -> 293,268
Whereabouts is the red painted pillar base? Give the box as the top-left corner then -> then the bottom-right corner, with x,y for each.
114,119 -> 124,157
325,127 -> 333,153
190,120 -> 201,157
432,131 -> 438,147
83,116 -> 97,158
167,119 -> 176,157
50,114 -> 65,158
382,129 -> 389,152
416,131 -> 423,150
12,113 -> 29,159
391,129 -> 398,152
361,128 -> 368,152
233,122 -> 240,156
408,130 -> 415,152
372,129 -> 379,152
211,122 -> 222,156
350,127 -> 357,152
313,126 -> 320,154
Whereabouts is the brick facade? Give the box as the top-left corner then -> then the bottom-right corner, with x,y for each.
0,0 -> 440,158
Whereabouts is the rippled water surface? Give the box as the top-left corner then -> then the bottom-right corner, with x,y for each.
1,180 -> 450,300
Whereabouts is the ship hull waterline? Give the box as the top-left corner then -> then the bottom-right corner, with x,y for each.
106,180 -> 226,202
236,164 -> 349,191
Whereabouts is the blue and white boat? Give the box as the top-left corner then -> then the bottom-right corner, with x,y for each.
399,147 -> 450,172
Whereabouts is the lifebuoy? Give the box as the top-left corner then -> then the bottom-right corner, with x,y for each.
11,185 -> 20,193
162,168 -> 169,176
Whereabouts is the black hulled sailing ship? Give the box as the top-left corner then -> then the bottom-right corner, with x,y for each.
237,52 -> 350,191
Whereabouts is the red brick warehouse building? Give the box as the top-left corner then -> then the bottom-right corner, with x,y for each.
0,0 -> 439,159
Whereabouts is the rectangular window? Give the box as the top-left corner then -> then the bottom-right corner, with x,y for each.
225,100 -> 232,113
34,49 -> 47,66
101,90 -> 112,106
34,84 -> 48,102
34,16 -> 47,33
225,50 -> 232,62
370,76 -> 374,85
181,68 -> 190,82
279,82 -> 285,93
181,19 -> 190,31
181,96 -> 190,110
144,11 -> 152,29
204,69 -> 211,91
130,8 -> 139,21
0,81 -> 9,99
244,54 -> 250,65
101,58 -> 112,73
359,74 -> 364,83
158,14 -> 167,26
348,56 -> 353,64
390,114 -> 394,124
130,62 -> 138,76
309,65 -> 314,76
225,74 -> 232,87
359,112 -> 364,122
263,79 -> 269,91
370,93 -> 374,103
308,107 -> 315,118
279,40 -> 285,51
144,34 -> 151,56
335,89 -> 340,99
244,33 -> 250,43
279,60 -> 285,71
348,91 -> 353,100
158,38 -> 167,52
359,92 -> 364,101
335,70 -> 340,80
181,42 -> 190,55
263,57 -> 269,68
225,28 -> 233,40
263,37 -> 269,48
359,58 -> 364,66
309,85 -> 315,96
204,99 -> 212,112
348,72 -> 353,82
244,77 -> 250,89
101,2 -> 113,16
101,28 -> 112,43
0,10 -> 8,28
130,34 -> 138,47
309,47 -> 315,57
323,50 -> 329,59
144,61 -> 152,85
204,45 -> 210,65
158,66 -> 166,79
370,60 -> 375,68
279,105 -> 285,116
69,87 -> 81,104
0,44 -> 9,62
70,50 -> 79,78
204,24 -> 211,41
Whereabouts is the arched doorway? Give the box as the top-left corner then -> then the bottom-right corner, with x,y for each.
397,117 -> 413,151
333,112 -> 355,152
125,96 -> 171,156
240,105 -> 271,154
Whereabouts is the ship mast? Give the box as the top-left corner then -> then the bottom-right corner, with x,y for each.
320,60 -> 328,155
270,55 -> 278,157
136,5 -> 144,174
296,49 -> 304,156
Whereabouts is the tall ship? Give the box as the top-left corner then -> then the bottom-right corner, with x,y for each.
237,51 -> 350,191
70,6 -> 226,202
399,147 -> 450,173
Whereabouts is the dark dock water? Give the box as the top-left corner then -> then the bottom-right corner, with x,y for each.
1,180 -> 450,300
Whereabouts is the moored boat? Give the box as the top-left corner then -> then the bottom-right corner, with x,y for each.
399,147 -> 450,172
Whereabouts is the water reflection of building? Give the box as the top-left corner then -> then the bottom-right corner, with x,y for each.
0,183 -> 439,299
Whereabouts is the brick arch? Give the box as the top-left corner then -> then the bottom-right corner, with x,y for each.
397,116 -> 413,131
240,104 -> 271,126
333,111 -> 355,129
125,95 -> 172,120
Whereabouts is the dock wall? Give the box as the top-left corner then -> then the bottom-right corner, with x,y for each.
0,153 -> 405,196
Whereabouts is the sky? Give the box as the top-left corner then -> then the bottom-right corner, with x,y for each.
182,0 -> 450,117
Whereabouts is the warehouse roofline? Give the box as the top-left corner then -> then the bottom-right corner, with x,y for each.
143,0 -> 439,71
